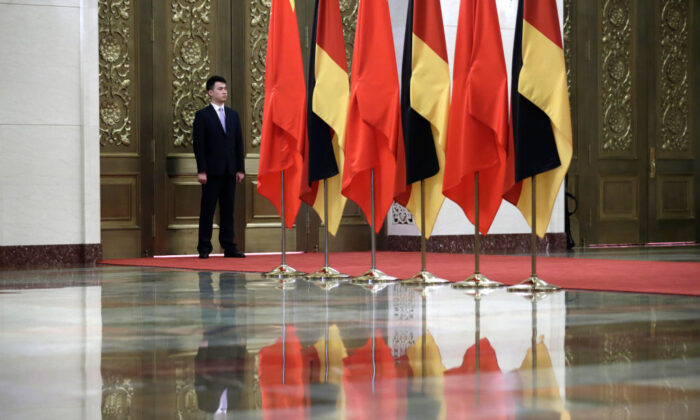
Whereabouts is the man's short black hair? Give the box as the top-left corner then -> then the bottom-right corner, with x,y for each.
206,75 -> 227,92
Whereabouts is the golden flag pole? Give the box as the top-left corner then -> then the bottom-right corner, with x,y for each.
265,171 -> 304,279
508,176 -> 559,292
403,180 -> 449,285
352,169 -> 397,283
453,172 -> 504,289
307,179 -> 350,283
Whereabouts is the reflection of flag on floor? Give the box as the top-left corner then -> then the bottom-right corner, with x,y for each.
257,0 -> 306,228
444,338 -> 513,419
307,324 -> 348,418
343,331 -> 399,420
518,336 -> 570,419
259,325 -> 309,419
443,0 -> 509,235
504,0 -> 573,238
302,0 -> 349,236
400,0 -> 450,238
406,333 -> 447,420
341,0 -> 405,233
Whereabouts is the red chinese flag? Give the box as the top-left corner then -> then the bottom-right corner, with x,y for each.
341,0 -> 405,233
257,0 -> 307,228
443,0 -> 509,235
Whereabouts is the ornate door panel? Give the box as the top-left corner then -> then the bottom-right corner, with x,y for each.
569,0 -> 698,245
596,0 -> 648,244
99,0 -> 154,258
152,0 -> 233,255
646,0 -> 697,242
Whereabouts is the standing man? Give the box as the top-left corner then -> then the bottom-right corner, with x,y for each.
193,75 -> 246,259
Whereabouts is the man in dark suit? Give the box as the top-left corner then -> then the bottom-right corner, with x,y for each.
194,75 -> 246,258
195,272 -> 247,416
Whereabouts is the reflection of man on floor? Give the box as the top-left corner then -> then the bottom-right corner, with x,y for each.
194,272 -> 247,417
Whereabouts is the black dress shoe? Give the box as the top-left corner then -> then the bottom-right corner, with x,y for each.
224,250 -> 245,258
198,253 -> 209,259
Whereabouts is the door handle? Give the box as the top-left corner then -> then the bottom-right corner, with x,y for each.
649,147 -> 656,179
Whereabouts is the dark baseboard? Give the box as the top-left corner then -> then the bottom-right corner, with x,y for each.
0,244 -> 103,269
384,233 -> 567,254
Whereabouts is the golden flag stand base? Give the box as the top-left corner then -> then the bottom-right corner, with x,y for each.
453,273 -> 504,289
264,264 -> 304,279
403,270 -> 449,285
507,275 -> 559,293
306,266 -> 350,280
352,268 -> 397,283
402,180 -> 450,286
308,276 -> 344,291
452,174 -> 503,290
506,176 -> 560,294
352,271 -> 397,294
307,266 -> 349,291
306,181 -> 350,282
264,171 -> 304,280
351,169 -> 397,287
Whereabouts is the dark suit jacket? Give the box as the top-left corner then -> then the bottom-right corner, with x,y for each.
193,104 -> 245,176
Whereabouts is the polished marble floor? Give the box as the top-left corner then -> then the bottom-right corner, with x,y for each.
1,252 -> 699,419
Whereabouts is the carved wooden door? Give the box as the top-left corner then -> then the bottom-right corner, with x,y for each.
99,0 -> 154,258
150,0 -> 236,255
567,0 -> 698,246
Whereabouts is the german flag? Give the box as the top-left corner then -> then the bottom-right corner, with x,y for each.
400,0 -> 450,238
257,0 -> 306,229
341,0 -> 404,233
302,0 -> 349,236
308,325 -> 347,413
443,0 -> 509,235
504,0 -> 573,238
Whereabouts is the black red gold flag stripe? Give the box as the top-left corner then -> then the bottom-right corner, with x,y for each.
302,0 -> 349,236
400,0 -> 450,238
504,0 -> 573,238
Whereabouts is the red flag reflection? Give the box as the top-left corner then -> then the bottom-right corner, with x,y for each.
343,331 -> 399,420
258,325 -> 309,419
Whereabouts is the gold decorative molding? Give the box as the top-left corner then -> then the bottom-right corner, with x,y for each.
600,0 -> 632,154
171,0 -> 212,148
563,0 -> 575,160
340,0 -> 358,73
659,0 -> 689,155
602,333 -> 633,364
99,0 -> 134,147
563,0 -> 573,98
102,375 -> 134,420
248,0 -> 270,148
175,362 -> 199,420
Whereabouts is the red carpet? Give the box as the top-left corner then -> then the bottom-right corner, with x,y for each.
99,251 -> 700,296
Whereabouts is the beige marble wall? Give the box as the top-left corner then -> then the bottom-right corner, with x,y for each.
0,0 -> 100,246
